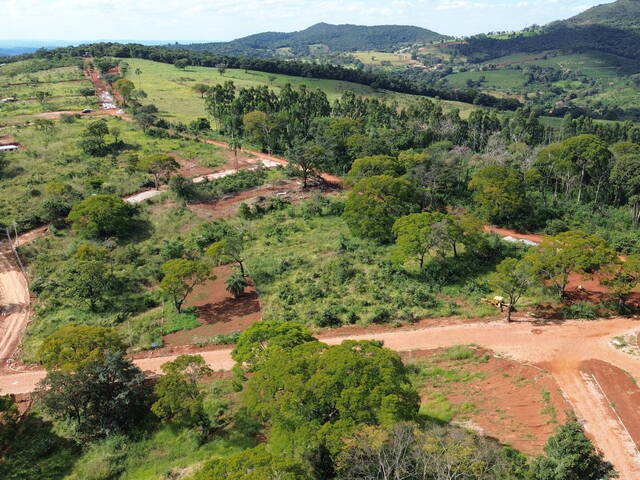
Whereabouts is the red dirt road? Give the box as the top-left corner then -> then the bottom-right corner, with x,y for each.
0,241 -> 30,369
1,317 -> 640,476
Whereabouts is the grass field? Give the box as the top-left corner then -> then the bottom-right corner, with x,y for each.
124,58 -> 479,123
443,69 -> 527,91
0,115 -> 227,230
0,61 -> 95,118
349,50 -> 414,67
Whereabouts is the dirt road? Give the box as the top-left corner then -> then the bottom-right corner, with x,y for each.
0,241 -> 30,369
1,316 -> 640,476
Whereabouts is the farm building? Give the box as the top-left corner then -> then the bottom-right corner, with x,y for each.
0,144 -> 19,152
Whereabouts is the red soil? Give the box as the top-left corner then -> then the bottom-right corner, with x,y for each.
163,265 -> 262,346
580,359 -> 640,452
405,348 -> 569,455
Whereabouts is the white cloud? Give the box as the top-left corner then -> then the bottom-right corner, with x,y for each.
0,0 -> 615,41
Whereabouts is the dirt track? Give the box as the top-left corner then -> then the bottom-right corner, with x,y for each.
0,241 -> 30,369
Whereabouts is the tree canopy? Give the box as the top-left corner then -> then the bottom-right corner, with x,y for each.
343,175 -> 419,243
66,194 -> 137,239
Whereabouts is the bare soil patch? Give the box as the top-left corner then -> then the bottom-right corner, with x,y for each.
188,179 -> 335,221
163,265 -> 262,347
580,359 -> 640,450
405,348 -> 570,455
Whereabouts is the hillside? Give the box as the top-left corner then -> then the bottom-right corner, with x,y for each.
562,0 -> 640,31
460,0 -> 640,62
177,22 -> 449,57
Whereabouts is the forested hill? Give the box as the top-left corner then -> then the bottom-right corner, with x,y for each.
459,0 -> 640,62
561,0 -> 640,32
175,23 -> 449,57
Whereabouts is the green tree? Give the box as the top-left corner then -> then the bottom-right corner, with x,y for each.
159,259 -> 211,312
243,110 -> 280,154
562,134 -> 612,204
79,86 -> 96,100
343,175 -> 419,243
347,155 -> 404,184
525,230 -> 616,298
38,325 -> 126,371
37,352 -> 151,442
225,272 -> 248,298
169,174 -> 196,201
137,154 -> 180,189
113,78 -> 135,106
610,153 -> 640,225
232,321 -> 315,371
67,194 -> 137,239
206,232 -> 247,277
602,254 -> 640,310
78,119 -> 110,156
393,212 -> 441,269
286,141 -> 325,189
469,165 -> 529,228
134,67 -> 142,89
489,258 -> 536,322
192,83 -> 209,98
192,444 -> 307,480
174,58 -> 190,69
243,340 -> 419,458
35,90 -> 51,104
531,421 -> 616,480
151,355 -> 213,431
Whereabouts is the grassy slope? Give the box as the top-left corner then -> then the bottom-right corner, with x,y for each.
0,62 -> 95,118
124,58 -> 478,123
0,116 -> 228,229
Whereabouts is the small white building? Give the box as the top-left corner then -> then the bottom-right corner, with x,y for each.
0,144 -> 19,152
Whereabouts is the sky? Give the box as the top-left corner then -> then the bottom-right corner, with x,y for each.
0,0 -> 615,43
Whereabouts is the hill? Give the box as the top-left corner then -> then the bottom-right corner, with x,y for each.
562,0 -> 640,31
460,0 -> 640,62
177,22 -> 449,57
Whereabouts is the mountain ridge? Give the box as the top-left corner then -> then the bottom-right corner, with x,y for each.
175,22 -> 449,57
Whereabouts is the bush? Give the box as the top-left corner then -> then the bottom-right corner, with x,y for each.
561,301 -> 600,320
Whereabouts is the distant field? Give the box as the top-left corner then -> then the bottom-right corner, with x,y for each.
443,69 -> 527,91
0,61 -> 95,118
349,50 -> 414,67
124,58 -> 479,123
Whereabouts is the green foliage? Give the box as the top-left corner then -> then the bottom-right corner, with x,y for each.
525,230 -> 616,298
531,421 -> 616,479
243,340 -> 419,457
36,352 -> 151,442
469,165 -> 530,228
206,230 -> 247,276
231,320 -> 316,371
159,259 -> 212,312
67,194 -> 137,239
489,258 -> 536,321
343,175 -> 419,243
226,272 -> 248,298
346,155 -> 404,183
0,395 -> 19,451
137,153 -> 180,189
38,324 -> 125,371
190,444 -> 307,480
152,355 -> 214,431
